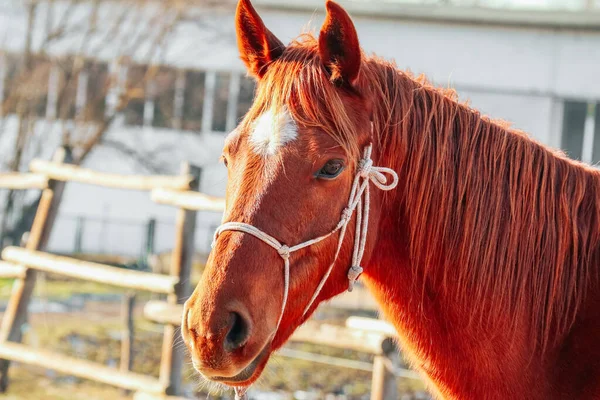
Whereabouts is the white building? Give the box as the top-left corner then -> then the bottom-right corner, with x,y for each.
0,0 -> 599,258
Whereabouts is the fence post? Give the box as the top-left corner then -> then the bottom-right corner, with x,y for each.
143,218 -> 156,265
371,339 -> 398,400
158,162 -> 200,396
121,292 -> 136,395
74,215 -> 84,253
0,147 -> 72,392
371,355 -> 397,400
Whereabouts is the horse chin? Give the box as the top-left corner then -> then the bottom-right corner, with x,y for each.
205,344 -> 272,387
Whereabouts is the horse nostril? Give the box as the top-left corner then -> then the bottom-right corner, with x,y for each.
224,311 -> 249,352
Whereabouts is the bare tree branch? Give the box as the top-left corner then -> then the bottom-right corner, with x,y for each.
0,0 -> 232,245
101,138 -> 173,174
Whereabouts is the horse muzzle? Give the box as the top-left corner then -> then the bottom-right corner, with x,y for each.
181,294 -> 274,385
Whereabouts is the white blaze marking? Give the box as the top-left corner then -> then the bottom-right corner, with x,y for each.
249,107 -> 298,156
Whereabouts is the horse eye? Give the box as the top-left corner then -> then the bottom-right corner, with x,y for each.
221,155 -> 228,167
317,159 -> 344,179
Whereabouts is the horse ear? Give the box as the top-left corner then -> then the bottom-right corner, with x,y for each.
236,0 -> 285,78
319,0 -> 361,87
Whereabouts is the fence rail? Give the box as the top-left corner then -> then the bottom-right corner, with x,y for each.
1,247 -> 179,294
0,262 -> 26,279
0,342 -> 166,393
30,160 -> 193,191
151,188 -> 225,212
0,173 -> 48,190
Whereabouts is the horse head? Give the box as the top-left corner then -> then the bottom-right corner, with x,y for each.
181,0 -> 393,387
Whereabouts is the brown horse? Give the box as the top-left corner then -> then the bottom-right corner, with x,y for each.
182,0 -> 600,398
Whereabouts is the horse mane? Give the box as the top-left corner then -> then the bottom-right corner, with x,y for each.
376,64 -> 600,352
250,33 -> 600,351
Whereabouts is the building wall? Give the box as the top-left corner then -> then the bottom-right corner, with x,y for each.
1,1 -> 599,256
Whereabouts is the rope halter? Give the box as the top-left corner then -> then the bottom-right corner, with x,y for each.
212,144 -> 398,400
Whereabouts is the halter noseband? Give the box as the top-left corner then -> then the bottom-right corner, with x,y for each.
211,144 -> 398,400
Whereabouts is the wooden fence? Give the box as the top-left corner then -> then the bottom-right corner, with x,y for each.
0,147 -> 416,400
0,147 -> 202,399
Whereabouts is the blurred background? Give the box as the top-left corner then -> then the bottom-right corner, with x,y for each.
0,0 -> 598,399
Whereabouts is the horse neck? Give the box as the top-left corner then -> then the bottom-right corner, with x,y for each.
364,62 -> 600,357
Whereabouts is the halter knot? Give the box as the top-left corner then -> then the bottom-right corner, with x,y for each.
347,265 -> 364,292
341,207 -> 353,222
358,158 -> 373,178
277,245 -> 290,259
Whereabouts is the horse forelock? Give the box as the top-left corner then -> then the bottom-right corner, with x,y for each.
241,34 -> 364,158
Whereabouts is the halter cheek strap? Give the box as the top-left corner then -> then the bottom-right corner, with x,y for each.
211,144 -> 398,400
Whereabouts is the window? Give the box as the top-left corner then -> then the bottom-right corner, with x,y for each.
0,54 -> 52,118
124,64 -> 146,126
236,76 -> 255,122
0,53 -> 8,115
152,66 -> 176,129
83,61 -> 108,122
54,57 -> 78,120
1,53 -> 22,116
212,71 -> 230,132
0,54 -> 4,114
27,55 -> 51,117
561,101 -> 587,160
594,104 -> 600,163
61,60 -> 257,133
183,70 -> 205,132
561,100 -> 600,164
